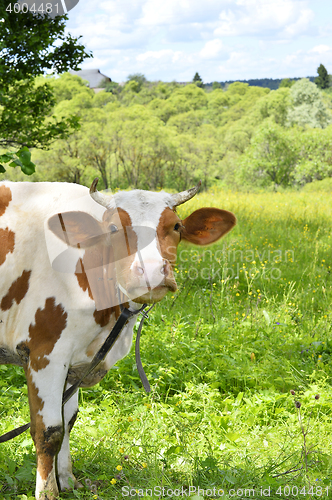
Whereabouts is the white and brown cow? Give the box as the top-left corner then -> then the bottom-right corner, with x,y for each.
0,179 -> 236,500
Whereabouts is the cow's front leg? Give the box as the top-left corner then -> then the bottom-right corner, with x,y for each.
57,384 -> 82,491
26,363 -> 67,500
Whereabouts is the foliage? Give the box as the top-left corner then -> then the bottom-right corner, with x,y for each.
1,189 -> 332,497
0,147 -> 35,175
279,78 -> 294,88
302,177 -> 332,192
238,124 -> 298,188
2,74 -> 332,189
212,81 -> 222,90
104,81 -> 121,94
315,63 -> 330,90
193,72 -> 204,88
287,78 -> 332,129
0,7 -> 91,174
293,126 -> 332,184
256,87 -> 290,126
126,73 -> 148,92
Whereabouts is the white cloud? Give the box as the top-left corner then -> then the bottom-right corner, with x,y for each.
137,49 -> 183,63
199,39 -> 225,59
309,44 -> 332,55
283,7 -> 315,37
65,0 -> 328,83
139,0 -> 230,27
214,0 -> 314,39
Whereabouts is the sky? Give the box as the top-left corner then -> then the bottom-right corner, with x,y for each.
65,0 -> 332,84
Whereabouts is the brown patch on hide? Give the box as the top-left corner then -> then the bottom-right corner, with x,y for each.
0,228 -> 15,266
16,342 -> 30,367
102,207 -> 132,230
27,297 -> 68,371
156,207 -> 182,265
0,185 -> 12,216
75,257 -> 93,300
75,253 -> 122,327
154,207 -> 180,294
75,208 -> 134,314
75,245 -> 115,311
102,207 -> 135,259
1,270 -> 31,311
26,367 -> 62,482
93,307 -> 113,327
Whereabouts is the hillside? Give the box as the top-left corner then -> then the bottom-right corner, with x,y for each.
1,74 -> 332,191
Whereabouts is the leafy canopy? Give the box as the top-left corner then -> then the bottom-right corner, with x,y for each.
193,72 -> 204,88
4,73 -> 332,191
315,63 -> 330,90
287,78 -> 331,129
0,7 -> 92,174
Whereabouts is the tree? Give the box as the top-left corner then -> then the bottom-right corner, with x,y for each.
206,88 -> 229,126
279,78 -> 294,88
315,64 -> 330,90
238,124 -> 298,188
126,73 -> 147,92
293,126 -> 332,185
212,81 -> 222,90
107,107 -> 177,190
193,72 -> 204,88
287,78 -> 331,129
103,81 -> 121,95
257,87 -> 290,126
0,7 -> 91,175
173,126 -> 222,190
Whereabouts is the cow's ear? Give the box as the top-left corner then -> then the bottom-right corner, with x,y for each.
182,208 -> 236,245
48,211 -> 104,248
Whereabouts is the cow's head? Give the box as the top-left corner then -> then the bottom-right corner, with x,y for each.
48,180 -> 236,307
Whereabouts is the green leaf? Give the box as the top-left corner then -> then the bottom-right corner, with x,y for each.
226,431 -> 241,442
200,456 -> 218,469
0,153 -> 13,163
9,160 -> 22,168
166,445 -> 183,456
0,147 -> 36,175
8,148 -> 36,175
20,161 -> 35,176
17,147 -> 31,160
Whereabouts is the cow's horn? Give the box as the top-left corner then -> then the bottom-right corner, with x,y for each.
171,181 -> 201,207
89,178 -> 113,208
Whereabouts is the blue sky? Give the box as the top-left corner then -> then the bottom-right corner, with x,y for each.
65,0 -> 332,83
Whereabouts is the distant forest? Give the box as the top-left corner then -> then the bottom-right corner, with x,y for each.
206,77 -> 316,90
2,73 -> 332,192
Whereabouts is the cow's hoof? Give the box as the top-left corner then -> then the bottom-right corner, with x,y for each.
59,473 -> 83,491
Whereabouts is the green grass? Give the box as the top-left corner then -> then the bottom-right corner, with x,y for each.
0,188 -> 332,499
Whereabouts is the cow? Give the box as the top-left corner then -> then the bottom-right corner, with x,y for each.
0,179 -> 236,500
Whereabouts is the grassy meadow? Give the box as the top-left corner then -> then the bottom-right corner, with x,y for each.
0,186 -> 332,499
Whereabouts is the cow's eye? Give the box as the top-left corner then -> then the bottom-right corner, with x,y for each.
174,223 -> 181,232
109,224 -> 118,234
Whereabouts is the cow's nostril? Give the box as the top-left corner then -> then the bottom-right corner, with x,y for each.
161,261 -> 170,276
